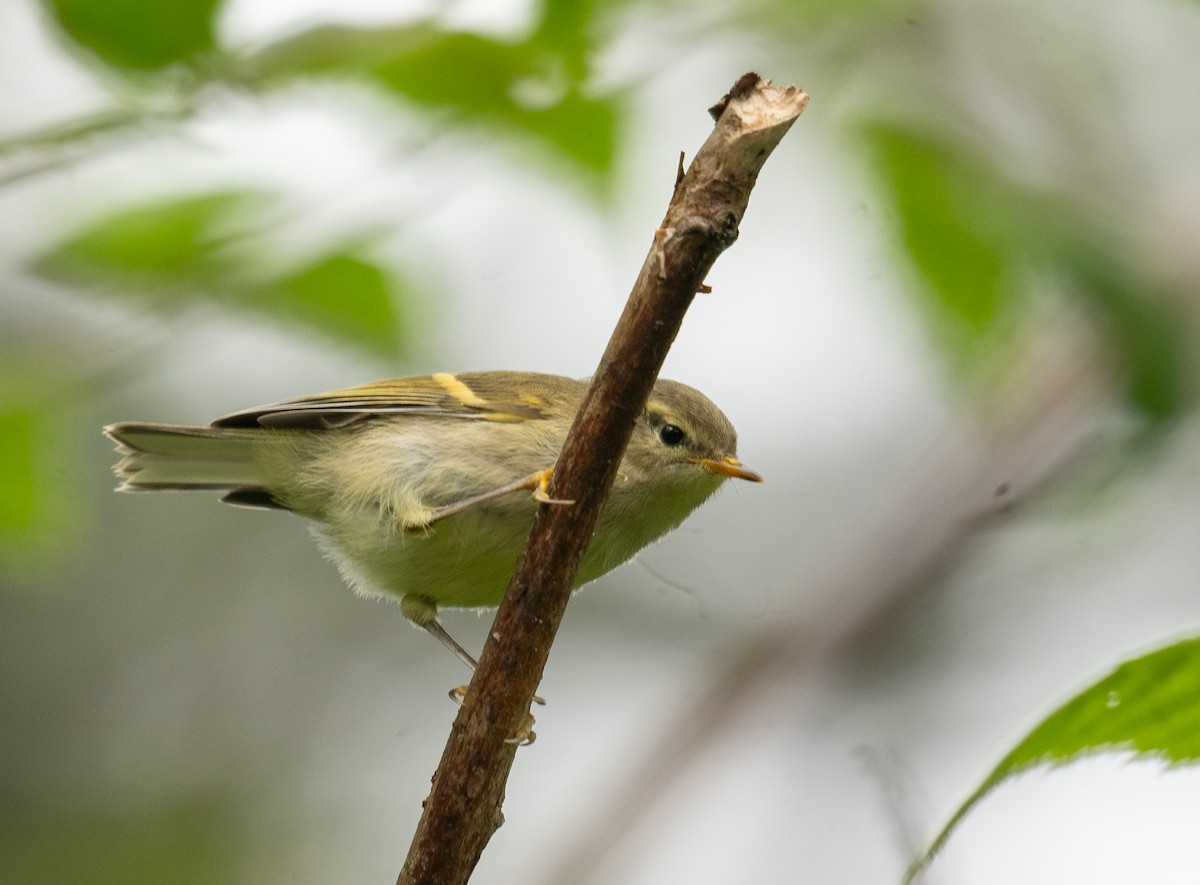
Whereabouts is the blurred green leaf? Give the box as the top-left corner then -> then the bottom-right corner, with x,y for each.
0,792 -> 248,884
246,25 -> 619,175
44,0 -> 221,71
1072,262 -> 1190,423
35,191 -> 410,358
905,637 -> 1200,882
516,90 -> 617,174
235,24 -> 427,79
868,126 -> 1009,341
38,191 -> 262,293
533,0 -> 605,79
373,31 -> 529,114
0,404 -> 77,561
0,409 -> 38,537
253,252 -> 406,356
867,124 -> 1191,424
372,31 -> 617,173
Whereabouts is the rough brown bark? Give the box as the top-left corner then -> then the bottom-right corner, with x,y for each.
397,73 -> 808,885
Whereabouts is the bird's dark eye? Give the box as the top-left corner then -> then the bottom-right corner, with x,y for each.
659,423 -> 685,446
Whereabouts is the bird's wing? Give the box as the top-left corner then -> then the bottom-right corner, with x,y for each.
212,372 -> 559,429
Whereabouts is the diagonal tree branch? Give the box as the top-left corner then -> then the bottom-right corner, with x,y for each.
397,73 -> 809,885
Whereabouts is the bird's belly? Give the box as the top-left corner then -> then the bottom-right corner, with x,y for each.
314,503 -> 534,609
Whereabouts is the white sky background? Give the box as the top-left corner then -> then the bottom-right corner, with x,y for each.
4,0 -> 1200,883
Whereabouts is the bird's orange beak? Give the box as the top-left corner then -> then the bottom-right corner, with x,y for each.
691,456 -> 764,482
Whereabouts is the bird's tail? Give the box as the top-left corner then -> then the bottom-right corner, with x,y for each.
104,422 -> 279,509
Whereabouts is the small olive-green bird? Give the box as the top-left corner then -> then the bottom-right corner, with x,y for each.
105,371 -> 762,668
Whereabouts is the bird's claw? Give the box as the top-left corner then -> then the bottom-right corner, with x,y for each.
449,685 -> 543,745
530,468 -> 574,506
504,712 -> 538,746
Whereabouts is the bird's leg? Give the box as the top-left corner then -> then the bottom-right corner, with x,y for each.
402,594 -> 476,669
421,468 -> 574,526
421,617 -> 480,671
403,595 -> 545,718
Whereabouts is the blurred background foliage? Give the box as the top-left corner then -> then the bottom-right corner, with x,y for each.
4,0 -> 1200,881
2,0 -> 1193,558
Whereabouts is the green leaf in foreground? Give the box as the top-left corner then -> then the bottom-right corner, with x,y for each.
904,637 -> 1200,882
